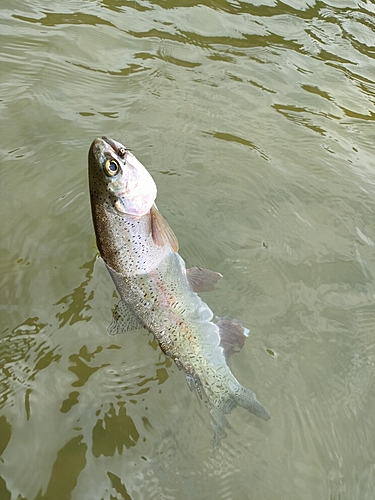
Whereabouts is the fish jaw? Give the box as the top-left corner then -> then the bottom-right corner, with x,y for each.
88,137 -> 157,216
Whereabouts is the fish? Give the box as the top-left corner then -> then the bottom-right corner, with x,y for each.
88,136 -> 270,443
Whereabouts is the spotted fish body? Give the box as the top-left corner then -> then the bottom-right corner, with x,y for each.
89,137 -> 269,442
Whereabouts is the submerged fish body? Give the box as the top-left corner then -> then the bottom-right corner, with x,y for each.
89,137 -> 269,441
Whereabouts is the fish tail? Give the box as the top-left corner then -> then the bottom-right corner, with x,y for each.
209,384 -> 270,446
210,407 -> 231,446
233,385 -> 270,421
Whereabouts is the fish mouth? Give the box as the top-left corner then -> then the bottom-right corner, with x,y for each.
92,136 -> 115,155
101,136 -> 117,150
91,137 -> 128,160
90,137 -> 109,160
102,136 -> 128,159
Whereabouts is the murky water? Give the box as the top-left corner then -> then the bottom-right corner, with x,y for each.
1,0 -> 375,498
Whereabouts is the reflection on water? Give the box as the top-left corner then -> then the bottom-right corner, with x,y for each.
0,256 -> 175,500
54,258 -> 95,328
1,0 -> 375,498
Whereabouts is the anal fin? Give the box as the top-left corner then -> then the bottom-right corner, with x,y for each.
107,300 -> 145,335
217,319 -> 249,358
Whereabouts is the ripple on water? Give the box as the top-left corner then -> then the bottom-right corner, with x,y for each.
1,0 -> 375,499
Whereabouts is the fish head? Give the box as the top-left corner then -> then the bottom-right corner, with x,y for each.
88,137 -> 157,216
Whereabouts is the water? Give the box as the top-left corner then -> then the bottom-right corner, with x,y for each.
1,0 -> 375,498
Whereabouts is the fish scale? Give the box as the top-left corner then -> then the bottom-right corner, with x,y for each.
88,136 -> 269,443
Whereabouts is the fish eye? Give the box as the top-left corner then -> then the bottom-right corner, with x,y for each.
104,159 -> 120,177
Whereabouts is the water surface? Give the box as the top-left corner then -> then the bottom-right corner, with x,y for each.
1,0 -> 375,499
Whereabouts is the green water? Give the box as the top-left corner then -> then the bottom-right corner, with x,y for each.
1,0 -> 375,499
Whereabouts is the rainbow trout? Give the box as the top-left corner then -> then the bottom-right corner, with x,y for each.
88,137 -> 269,442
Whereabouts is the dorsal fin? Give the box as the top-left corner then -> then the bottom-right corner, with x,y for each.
186,267 -> 222,292
217,319 -> 249,358
150,204 -> 179,252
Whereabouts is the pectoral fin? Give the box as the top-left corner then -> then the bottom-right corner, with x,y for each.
150,204 -> 179,252
107,300 -> 145,335
217,319 -> 249,358
186,267 -> 222,293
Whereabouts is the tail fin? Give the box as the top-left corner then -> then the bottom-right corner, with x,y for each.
210,407 -> 231,446
209,385 -> 270,446
233,385 -> 270,421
